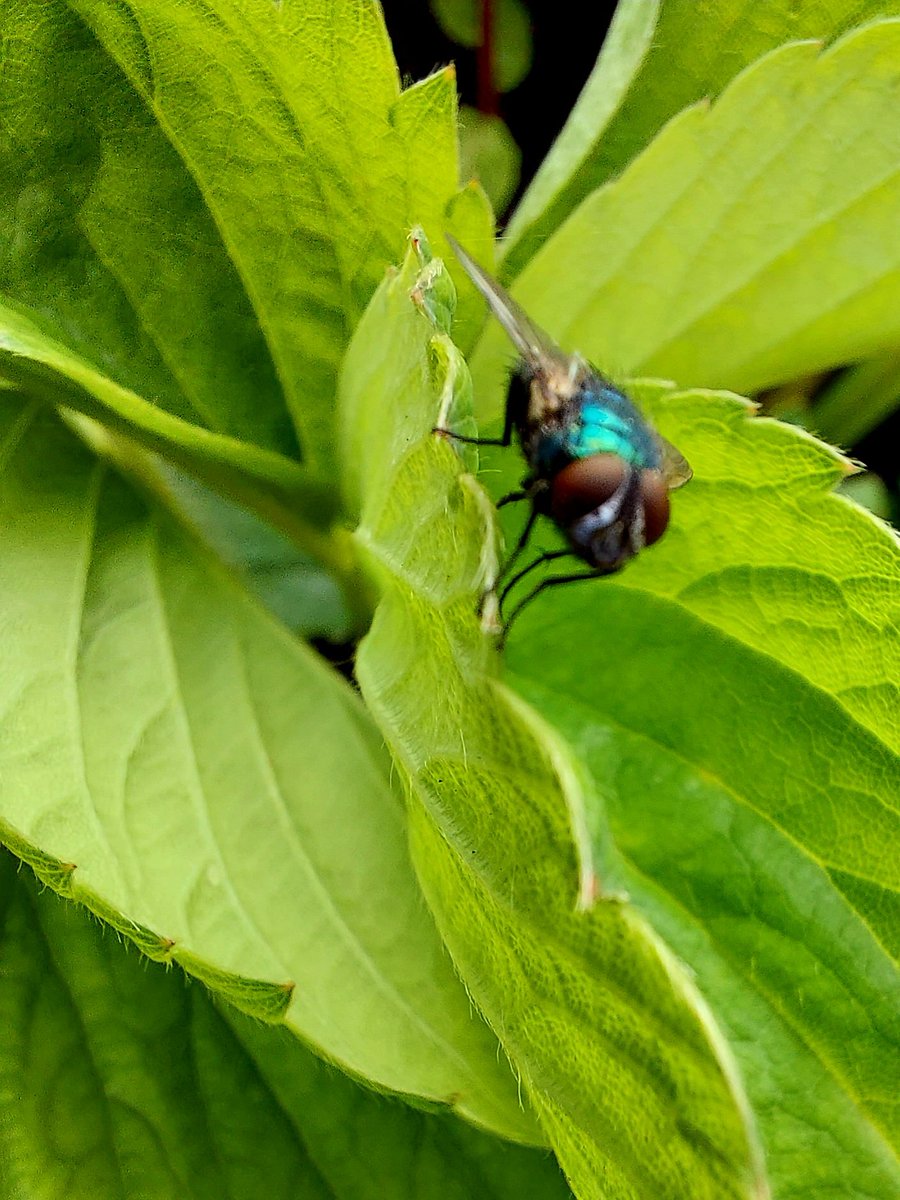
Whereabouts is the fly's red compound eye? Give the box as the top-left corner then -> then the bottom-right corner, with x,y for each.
637,468 -> 670,546
550,456 -> 670,546
549,455 -> 627,526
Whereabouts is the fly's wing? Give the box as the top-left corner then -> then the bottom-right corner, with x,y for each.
445,234 -> 572,376
656,433 -> 693,489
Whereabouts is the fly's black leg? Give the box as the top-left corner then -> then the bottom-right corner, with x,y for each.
498,548 -> 575,609
433,386 -> 517,446
500,568 -> 600,646
497,505 -> 543,585
496,476 -> 549,581
496,489 -> 528,508
435,430 -> 509,446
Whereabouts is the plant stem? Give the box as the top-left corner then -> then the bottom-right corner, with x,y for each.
478,0 -> 498,115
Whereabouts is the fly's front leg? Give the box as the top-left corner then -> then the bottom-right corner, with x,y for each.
499,547 -> 575,609
432,386 -> 516,447
500,567 -> 599,646
495,476 -> 550,583
497,489 -> 529,508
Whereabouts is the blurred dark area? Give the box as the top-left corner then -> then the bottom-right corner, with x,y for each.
856,409 -> 900,486
855,410 -> 900,525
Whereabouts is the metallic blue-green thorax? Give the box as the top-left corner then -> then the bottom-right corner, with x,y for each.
531,380 -> 662,478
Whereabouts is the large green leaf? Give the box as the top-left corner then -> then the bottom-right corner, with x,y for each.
0,851 -> 571,1200
0,394 -> 539,1145
474,20 -> 900,410
485,381 -> 900,757
0,0 -> 293,455
502,0 -> 900,278
1,0 -> 493,478
340,238 -> 765,1199
0,854 -> 571,1200
498,382 -> 900,1197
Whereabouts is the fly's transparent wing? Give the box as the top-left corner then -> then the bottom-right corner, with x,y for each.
656,434 -> 693,489
445,234 -> 571,375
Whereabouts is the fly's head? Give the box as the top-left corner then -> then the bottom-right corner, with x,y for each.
549,455 -> 671,571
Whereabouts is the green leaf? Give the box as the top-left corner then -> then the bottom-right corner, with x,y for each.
491,0 -> 534,95
585,384 -> 899,758
474,22 -> 900,417
340,239 -> 766,1199
501,0 -> 660,277
459,108 -> 522,216
502,0 -> 900,278
1,0 -> 491,478
156,468 -> 354,642
0,289 -> 357,636
0,0 -> 296,457
839,471 -> 894,522
0,394 -> 539,1145
497,383 -> 900,1197
0,299 -> 340,530
0,852 -> 572,1200
431,0 -> 483,47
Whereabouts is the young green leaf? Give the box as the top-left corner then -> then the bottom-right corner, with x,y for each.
503,0 -> 900,278
0,395 -> 539,1145
341,237 -> 767,1200
0,852 -> 572,1200
476,21 -> 900,408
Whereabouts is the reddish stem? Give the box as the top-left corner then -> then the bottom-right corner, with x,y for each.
477,0 -> 498,115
